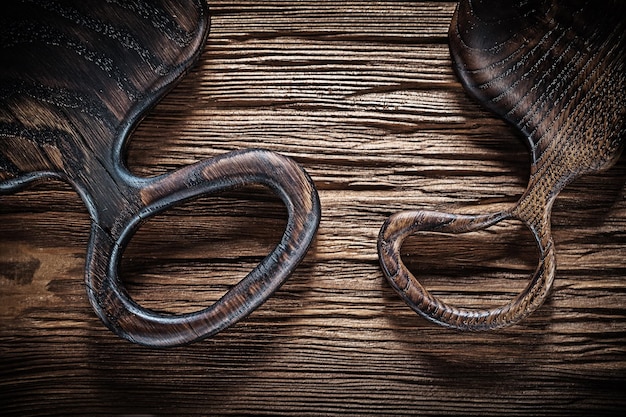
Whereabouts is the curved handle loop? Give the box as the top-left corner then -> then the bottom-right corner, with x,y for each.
85,149 -> 320,347
377,209 -> 556,330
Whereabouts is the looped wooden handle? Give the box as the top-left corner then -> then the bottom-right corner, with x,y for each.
377,209 -> 556,330
0,0 -> 323,347
85,149 -> 320,347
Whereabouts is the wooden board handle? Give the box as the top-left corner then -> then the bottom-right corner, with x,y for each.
378,209 -> 556,330
85,149 -> 321,347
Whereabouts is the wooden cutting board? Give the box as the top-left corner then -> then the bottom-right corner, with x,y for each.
1,1 -> 625,415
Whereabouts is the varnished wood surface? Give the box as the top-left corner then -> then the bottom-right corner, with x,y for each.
1,1 -> 625,415
378,0 -> 626,331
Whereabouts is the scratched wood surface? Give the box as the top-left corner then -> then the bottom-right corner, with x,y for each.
1,1 -> 625,416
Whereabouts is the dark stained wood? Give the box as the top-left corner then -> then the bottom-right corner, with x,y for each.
0,0 -> 321,347
379,0 -> 626,330
1,1 -> 626,415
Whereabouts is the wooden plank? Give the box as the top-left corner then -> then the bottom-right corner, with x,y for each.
1,1 -> 625,415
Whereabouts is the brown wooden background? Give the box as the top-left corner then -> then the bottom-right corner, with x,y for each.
2,1 -> 626,415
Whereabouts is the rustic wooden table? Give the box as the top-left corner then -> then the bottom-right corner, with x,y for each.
2,1 -> 625,415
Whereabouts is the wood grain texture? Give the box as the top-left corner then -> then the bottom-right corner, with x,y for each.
378,0 -> 626,330
0,0 -> 321,347
1,1 -> 626,415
